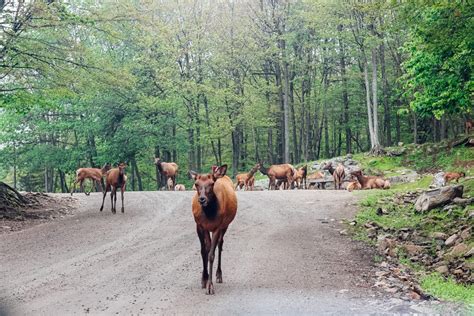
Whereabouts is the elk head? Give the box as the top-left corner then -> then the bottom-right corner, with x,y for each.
101,163 -> 112,174
190,164 -> 228,207
118,163 -> 127,175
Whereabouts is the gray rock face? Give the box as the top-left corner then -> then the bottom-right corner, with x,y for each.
431,172 -> 446,188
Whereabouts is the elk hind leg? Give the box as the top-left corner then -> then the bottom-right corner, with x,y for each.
100,184 -> 110,211
216,228 -> 227,283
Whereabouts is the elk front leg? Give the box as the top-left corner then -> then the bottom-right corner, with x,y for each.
120,185 -> 125,213
216,228 -> 227,283
197,226 -> 210,289
207,230 -> 222,295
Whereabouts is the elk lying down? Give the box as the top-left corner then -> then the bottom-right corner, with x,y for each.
190,165 -> 238,295
350,170 -> 390,190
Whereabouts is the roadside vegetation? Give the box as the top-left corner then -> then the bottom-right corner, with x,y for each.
351,141 -> 474,305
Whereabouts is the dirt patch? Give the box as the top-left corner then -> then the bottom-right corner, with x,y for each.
0,192 -> 77,234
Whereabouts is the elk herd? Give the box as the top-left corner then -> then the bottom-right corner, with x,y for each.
70,156 -> 393,295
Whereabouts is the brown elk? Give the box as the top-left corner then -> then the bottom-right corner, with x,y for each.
322,162 -> 345,190
259,162 -> 295,190
444,172 -> 465,184
190,164 -> 238,295
465,119 -> 473,134
350,170 -> 390,190
175,184 -> 186,191
346,180 -> 361,192
234,163 -> 261,191
154,157 -> 179,191
71,163 -> 111,196
293,165 -> 308,189
99,163 -> 127,214
307,171 -> 325,189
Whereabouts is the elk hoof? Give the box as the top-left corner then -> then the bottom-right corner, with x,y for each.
121,207 -> 124,213
99,206 -> 103,212
112,209 -> 116,214
206,281 -> 214,295
85,192 -> 90,196
216,273 -> 223,284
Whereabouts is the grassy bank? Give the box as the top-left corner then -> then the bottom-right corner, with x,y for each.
351,141 -> 474,305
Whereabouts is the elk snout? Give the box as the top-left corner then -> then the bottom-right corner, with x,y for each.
198,196 -> 207,205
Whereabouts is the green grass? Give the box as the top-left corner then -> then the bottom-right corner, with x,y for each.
421,273 -> 474,305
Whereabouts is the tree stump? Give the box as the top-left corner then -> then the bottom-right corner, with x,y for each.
414,185 -> 464,212
0,182 -> 30,213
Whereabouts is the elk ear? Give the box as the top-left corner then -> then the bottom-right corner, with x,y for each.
189,171 -> 198,180
213,164 -> 228,179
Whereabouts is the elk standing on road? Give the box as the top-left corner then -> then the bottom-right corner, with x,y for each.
71,163 -> 111,196
350,170 -> 390,190
234,163 -> 261,191
444,172 -> 465,184
155,157 -> 179,191
190,165 -> 237,295
323,162 -> 345,190
293,165 -> 308,189
100,163 -> 127,214
259,162 -> 295,190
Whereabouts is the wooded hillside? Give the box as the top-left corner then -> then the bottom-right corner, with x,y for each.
0,1 -> 472,192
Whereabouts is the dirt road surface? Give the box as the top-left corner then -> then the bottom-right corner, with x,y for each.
0,191 -> 459,314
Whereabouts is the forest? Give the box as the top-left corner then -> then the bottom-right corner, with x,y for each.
0,0 -> 472,192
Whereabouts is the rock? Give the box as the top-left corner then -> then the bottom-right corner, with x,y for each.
430,232 -> 448,240
444,234 -> 458,246
465,247 -> 474,257
452,197 -> 474,206
465,262 -> 474,269
339,229 -> 348,236
453,269 -> 464,275
460,228 -> 471,240
447,243 -> 469,257
409,291 -> 421,300
435,265 -> 449,274
469,211 -> 474,219
375,271 -> 389,277
430,172 -> 446,188
398,142 -> 404,147
1,226 -> 11,229
349,221 -> 356,226
403,243 -> 423,256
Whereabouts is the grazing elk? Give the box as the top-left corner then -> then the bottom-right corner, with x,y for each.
293,165 -> 308,189
234,163 -> 261,191
154,157 -> 179,191
190,165 -> 238,295
350,170 -> 390,190
100,163 -> 127,214
444,172 -> 465,184
322,162 -> 345,190
71,163 -> 111,196
175,184 -> 186,191
259,162 -> 295,190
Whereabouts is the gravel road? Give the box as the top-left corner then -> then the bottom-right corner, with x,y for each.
0,191 -> 459,314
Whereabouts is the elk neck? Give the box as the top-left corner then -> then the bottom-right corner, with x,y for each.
201,198 -> 219,219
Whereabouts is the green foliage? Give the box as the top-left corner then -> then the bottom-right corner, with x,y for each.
421,274 -> 474,305
401,3 -> 473,118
